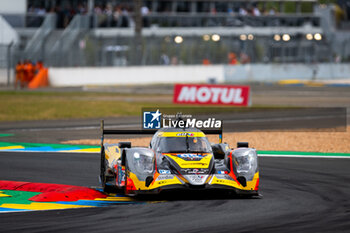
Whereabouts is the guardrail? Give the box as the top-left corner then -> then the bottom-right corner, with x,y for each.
48,15 -> 90,66
24,14 -> 56,61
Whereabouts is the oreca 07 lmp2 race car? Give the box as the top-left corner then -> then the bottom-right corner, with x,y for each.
99,121 -> 259,196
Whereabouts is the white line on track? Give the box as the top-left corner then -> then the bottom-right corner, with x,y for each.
0,210 -> 32,213
224,114 -> 342,124
10,123 -> 139,132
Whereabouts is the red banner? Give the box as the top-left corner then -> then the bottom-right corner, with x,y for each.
173,84 -> 250,106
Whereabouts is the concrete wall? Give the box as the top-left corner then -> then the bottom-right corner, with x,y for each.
0,68 -> 13,85
224,63 -> 350,82
47,63 -> 350,87
49,65 -> 224,87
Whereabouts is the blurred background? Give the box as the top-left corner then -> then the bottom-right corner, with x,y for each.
0,0 -> 349,69
0,0 -> 349,131
0,0 -> 350,88
1,3 -> 350,230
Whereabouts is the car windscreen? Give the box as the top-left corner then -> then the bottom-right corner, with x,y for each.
158,136 -> 212,153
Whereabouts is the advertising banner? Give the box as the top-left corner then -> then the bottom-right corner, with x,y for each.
173,84 -> 250,106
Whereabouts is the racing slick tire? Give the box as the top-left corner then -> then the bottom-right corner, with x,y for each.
100,146 -> 106,188
100,146 -> 114,193
124,156 -> 130,195
100,146 -> 109,192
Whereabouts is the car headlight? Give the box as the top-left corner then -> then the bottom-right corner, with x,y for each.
133,150 -> 154,174
233,149 -> 258,180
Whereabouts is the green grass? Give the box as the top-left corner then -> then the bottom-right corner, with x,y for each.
0,91 -> 171,121
0,91 -> 297,122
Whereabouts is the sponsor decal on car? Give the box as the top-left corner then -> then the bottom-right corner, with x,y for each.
158,169 -> 171,174
214,174 -> 234,180
156,175 -> 175,181
217,171 -> 228,174
158,132 -> 206,137
177,154 -> 205,161
176,133 -> 194,137
185,174 -> 209,185
181,168 -> 209,174
173,84 -> 250,106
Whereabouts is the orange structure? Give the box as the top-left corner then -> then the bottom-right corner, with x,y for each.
28,68 -> 49,89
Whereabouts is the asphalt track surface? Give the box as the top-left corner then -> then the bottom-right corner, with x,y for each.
0,151 -> 349,233
0,107 -> 347,144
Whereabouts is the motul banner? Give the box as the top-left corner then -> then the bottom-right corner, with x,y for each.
173,84 -> 250,106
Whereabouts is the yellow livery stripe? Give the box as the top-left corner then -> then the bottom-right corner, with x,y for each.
158,132 -> 205,137
210,172 -> 259,191
150,176 -> 183,189
165,153 -> 213,169
128,171 -> 183,190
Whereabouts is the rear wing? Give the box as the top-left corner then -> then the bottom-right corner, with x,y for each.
100,120 -> 223,147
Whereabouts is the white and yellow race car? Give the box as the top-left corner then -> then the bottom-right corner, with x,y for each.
100,122 -> 259,196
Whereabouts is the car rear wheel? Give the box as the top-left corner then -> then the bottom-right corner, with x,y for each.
100,146 -> 106,188
124,156 -> 129,195
100,146 -> 114,193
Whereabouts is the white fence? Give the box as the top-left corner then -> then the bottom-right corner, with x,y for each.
0,69 -> 6,84
48,65 -> 224,86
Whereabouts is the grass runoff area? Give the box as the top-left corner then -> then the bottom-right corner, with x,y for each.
0,91 -> 291,122
0,91 -> 164,121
